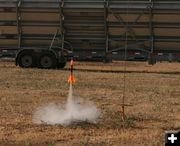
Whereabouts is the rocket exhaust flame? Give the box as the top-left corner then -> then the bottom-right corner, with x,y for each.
68,75 -> 75,84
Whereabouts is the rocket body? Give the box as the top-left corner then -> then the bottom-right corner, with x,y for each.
68,59 -> 75,84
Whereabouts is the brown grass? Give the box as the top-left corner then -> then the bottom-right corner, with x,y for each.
0,61 -> 179,146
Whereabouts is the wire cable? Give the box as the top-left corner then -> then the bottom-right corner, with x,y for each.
121,0 -> 130,121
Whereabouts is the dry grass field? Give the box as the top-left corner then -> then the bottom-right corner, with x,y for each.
0,61 -> 180,146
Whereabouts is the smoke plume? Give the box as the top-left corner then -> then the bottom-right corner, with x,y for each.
33,84 -> 100,125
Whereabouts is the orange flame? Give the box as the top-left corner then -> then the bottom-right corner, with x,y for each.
68,74 -> 75,84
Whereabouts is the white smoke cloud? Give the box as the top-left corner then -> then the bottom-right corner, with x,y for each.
32,84 -> 100,126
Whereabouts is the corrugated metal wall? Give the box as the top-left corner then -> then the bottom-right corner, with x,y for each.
0,0 -> 180,59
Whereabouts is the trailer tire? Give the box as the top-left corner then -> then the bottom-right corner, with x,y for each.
39,53 -> 56,69
18,52 -> 35,68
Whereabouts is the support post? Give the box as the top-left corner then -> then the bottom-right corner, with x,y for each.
59,0 -> 65,50
104,0 -> 111,63
16,0 -> 22,49
149,0 -> 154,54
148,0 -> 156,65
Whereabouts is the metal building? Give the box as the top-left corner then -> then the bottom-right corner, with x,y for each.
0,0 -> 180,62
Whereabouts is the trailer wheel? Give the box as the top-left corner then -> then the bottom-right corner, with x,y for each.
57,62 -> 66,69
39,54 -> 56,69
18,53 -> 35,68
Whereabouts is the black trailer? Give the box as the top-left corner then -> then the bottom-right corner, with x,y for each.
0,0 -> 180,68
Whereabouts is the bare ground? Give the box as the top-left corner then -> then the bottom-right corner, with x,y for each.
0,61 -> 180,146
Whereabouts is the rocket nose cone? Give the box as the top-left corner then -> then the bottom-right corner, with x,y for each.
70,59 -> 74,66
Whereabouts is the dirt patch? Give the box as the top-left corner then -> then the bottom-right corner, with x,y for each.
0,61 -> 179,146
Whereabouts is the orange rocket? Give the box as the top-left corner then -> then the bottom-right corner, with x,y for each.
68,58 -> 75,84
